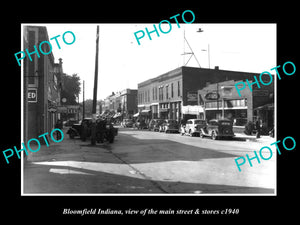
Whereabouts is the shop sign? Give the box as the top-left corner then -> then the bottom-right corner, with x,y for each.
57,106 -> 67,113
187,92 -> 198,102
253,90 -> 269,97
28,89 -> 37,103
205,91 -> 219,100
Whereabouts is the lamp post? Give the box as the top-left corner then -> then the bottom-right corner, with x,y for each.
197,28 -> 211,69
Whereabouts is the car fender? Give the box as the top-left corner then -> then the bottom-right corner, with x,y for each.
67,127 -> 79,136
200,127 -> 208,135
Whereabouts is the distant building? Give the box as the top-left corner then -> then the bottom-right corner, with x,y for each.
101,89 -> 138,119
23,26 -> 63,142
119,89 -> 138,118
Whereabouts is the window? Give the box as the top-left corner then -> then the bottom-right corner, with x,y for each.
152,87 -> 154,100
171,83 -> 174,98
166,85 -> 169,99
178,81 -> 180,96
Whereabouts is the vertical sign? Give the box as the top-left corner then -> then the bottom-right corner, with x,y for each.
28,89 -> 37,103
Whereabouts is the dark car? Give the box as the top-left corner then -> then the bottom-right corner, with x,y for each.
159,119 -> 179,133
148,119 -> 164,131
200,118 -> 234,140
136,120 -> 148,129
63,119 -> 78,127
67,118 -> 118,143
67,118 -> 92,139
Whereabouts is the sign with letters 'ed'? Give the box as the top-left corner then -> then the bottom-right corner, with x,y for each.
28,89 -> 37,103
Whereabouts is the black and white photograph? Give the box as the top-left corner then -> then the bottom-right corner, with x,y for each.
1,5 -> 298,221
21,23 -> 277,195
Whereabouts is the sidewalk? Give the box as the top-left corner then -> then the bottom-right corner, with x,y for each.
234,133 -> 275,145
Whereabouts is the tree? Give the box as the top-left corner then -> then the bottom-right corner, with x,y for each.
61,73 -> 81,105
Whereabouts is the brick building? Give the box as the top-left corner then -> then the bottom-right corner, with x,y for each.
137,66 -> 269,123
23,26 -> 63,142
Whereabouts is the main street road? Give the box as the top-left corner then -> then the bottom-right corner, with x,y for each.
23,127 -> 275,194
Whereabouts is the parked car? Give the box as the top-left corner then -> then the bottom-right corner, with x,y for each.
159,119 -> 179,133
148,119 -> 164,131
63,119 -> 78,127
66,118 -> 118,143
181,119 -> 206,136
121,119 -> 134,128
200,118 -> 234,140
136,120 -> 148,129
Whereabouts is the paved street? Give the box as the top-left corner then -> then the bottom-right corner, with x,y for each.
23,127 -> 276,194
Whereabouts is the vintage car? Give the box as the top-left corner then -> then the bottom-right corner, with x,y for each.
66,118 -> 118,143
181,119 -> 206,136
159,119 -> 179,133
200,118 -> 235,140
67,118 -> 92,139
135,120 -> 148,130
121,119 -> 134,128
63,118 -> 78,127
148,119 -> 165,131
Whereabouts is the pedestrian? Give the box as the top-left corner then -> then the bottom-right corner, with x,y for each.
255,117 -> 261,138
55,119 -> 63,140
81,120 -> 88,141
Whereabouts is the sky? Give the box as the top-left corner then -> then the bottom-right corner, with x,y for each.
24,23 -> 276,102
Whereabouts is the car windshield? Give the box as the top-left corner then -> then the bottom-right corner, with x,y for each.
194,120 -> 205,125
167,120 -> 177,124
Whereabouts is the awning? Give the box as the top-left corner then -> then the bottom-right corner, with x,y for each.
182,105 -> 204,115
113,112 -> 122,118
140,110 -> 151,116
254,103 -> 274,111
133,112 -> 139,117
141,109 -> 151,113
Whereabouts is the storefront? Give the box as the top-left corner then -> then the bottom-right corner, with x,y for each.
182,105 -> 205,120
204,98 -> 248,125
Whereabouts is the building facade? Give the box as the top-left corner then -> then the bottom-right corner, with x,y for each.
23,26 -> 63,142
101,89 -> 138,119
198,79 -> 274,130
137,66 -> 268,123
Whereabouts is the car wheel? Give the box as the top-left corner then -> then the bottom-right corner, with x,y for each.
200,131 -> 204,138
212,132 -> 217,140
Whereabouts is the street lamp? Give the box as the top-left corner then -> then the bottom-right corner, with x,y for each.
197,28 -> 211,69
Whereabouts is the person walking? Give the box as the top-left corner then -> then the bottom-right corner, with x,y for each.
255,117 -> 261,139
55,119 -> 63,140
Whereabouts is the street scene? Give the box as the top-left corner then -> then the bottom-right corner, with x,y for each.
24,126 -> 275,194
22,23 -> 276,195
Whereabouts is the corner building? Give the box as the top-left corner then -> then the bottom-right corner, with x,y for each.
137,66 -> 265,122
23,26 -> 63,142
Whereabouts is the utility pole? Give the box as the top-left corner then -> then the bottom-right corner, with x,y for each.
82,80 -> 85,120
91,25 -> 100,145
92,25 -> 99,115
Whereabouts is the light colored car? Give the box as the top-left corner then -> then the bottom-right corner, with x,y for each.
182,119 -> 206,136
121,119 -> 134,128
